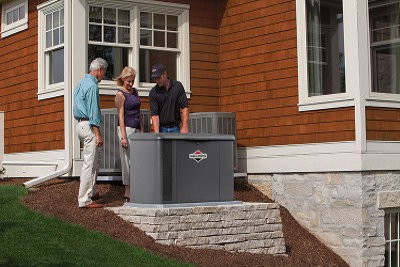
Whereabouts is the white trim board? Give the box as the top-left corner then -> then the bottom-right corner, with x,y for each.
3,150 -> 65,178
238,141 -> 400,173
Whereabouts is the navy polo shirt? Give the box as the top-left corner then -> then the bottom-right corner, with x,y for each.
149,79 -> 188,127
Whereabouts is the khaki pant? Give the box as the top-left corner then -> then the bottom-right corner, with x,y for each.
76,121 -> 100,207
117,126 -> 138,186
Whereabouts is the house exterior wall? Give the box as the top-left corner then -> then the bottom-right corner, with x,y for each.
0,0 -> 64,154
218,0 -> 355,148
366,107 -> 400,141
0,0 -> 221,156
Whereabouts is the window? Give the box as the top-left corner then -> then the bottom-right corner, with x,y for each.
1,0 -> 28,38
139,12 -> 178,83
86,1 -> 190,95
306,0 -> 345,96
369,0 -> 400,95
385,210 -> 400,266
88,6 -> 130,81
297,0 -> 353,111
37,0 -> 64,100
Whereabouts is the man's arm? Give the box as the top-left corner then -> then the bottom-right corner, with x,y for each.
180,107 -> 189,134
151,115 -> 160,133
92,125 -> 103,147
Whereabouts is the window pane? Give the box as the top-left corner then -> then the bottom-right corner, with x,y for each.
154,31 -> 165,47
306,0 -> 346,96
7,12 -> 12,24
370,1 -> 400,94
49,48 -> 64,84
46,14 -> 52,31
392,241 -> 398,267
386,212 -> 391,240
88,45 -> 129,81
118,9 -> 130,26
46,31 -> 52,48
139,49 -> 177,82
104,8 -> 116,25
13,9 -> 18,22
60,27 -> 64,44
167,15 -> 178,31
53,11 -> 59,28
140,12 -> 152,28
167,32 -> 177,48
154,14 -> 165,30
140,30 -> 152,46
89,6 -> 102,23
89,25 -> 102,41
118,27 -> 130,44
373,45 -> 400,93
60,9 -> 64,26
391,213 -> 399,240
386,242 -> 390,267
19,6 -> 25,20
104,26 -> 116,43
53,28 -> 60,46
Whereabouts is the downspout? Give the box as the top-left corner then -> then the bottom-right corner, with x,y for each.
24,0 -> 72,188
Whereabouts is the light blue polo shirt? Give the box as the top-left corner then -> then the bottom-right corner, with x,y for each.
73,74 -> 102,127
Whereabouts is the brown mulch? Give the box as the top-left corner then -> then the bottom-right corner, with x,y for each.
1,178 -> 348,267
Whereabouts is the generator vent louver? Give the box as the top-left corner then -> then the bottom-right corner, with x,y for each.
188,112 -> 237,170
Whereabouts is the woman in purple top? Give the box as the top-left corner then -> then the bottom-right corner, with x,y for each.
114,67 -> 143,201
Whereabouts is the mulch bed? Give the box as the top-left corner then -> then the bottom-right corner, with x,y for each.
1,178 -> 348,267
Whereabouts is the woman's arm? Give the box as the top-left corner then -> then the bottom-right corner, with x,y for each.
115,91 -> 128,148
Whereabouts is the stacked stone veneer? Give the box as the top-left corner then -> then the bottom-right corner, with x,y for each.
110,202 -> 286,254
248,171 -> 400,267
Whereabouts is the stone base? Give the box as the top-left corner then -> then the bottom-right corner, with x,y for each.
109,202 -> 286,254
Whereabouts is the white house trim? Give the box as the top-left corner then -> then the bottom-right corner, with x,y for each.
0,111 -> 4,169
1,0 -> 28,38
2,150 -> 65,178
238,140 -> 400,174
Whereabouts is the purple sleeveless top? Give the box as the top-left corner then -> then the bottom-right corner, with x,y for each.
117,89 -> 141,129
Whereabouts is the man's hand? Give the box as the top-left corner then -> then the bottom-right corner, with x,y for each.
96,134 -> 103,147
180,125 -> 188,134
92,125 -> 103,147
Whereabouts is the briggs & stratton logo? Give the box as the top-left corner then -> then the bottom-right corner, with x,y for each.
189,149 -> 208,163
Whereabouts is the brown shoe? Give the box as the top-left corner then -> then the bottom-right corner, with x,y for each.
81,202 -> 103,209
91,192 -> 100,200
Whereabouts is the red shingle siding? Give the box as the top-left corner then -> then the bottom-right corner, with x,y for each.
0,0 -> 64,153
219,0 -> 355,147
366,107 -> 400,141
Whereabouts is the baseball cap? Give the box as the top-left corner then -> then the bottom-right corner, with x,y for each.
150,64 -> 166,78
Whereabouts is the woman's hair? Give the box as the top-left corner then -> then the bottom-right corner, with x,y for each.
89,58 -> 108,71
115,66 -> 136,86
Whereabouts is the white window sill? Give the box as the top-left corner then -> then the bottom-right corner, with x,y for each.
1,22 -> 28,38
298,97 -> 355,111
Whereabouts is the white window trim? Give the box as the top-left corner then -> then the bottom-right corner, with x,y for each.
37,0 -> 65,100
364,1 -> 400,108
297,0 -> 400,110
296,0 -> 355,112
86,0 -> 190,97
1,0 -> 28,38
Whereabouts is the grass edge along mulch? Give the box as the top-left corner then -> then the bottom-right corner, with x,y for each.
0,184 -> 193,267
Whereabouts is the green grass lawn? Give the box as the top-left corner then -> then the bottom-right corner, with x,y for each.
0,185 -> 193,267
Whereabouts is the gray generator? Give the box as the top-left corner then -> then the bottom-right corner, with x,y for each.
129,133 -> 235,204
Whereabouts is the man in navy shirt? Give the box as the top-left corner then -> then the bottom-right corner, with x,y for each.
73,58 -> 107,208
149,64 -> 189,133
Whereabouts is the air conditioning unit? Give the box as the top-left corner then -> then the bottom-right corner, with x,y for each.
96,108 -> 151,181
188,112 -> 237,170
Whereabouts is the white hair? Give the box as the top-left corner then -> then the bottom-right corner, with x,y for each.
89,58 -> 108,71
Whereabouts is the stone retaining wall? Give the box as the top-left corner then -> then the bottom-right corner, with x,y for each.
247,172 -> 400,267
110,202 -> 286,254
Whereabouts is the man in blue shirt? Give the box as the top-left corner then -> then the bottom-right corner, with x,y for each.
73,58 -> 108,208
